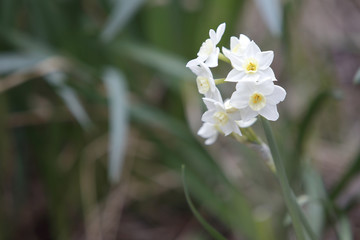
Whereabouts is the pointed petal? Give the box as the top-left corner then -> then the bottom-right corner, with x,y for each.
259,104 -> 279,121
257,80 -> 275,95
186,58 -> 201,68
237,118 -> 257,128
230,36 -> 239,50
201,109 -> 217,123
240,107 -> 259,121
245,41 -> 261,57
205,134 -> 218,145
258,51 -> 274,69
267,85 -> 286,104
198,122 -> 217,138
259,67 -> 276,80
225,69 -> 246,82
205,48 -> 219,67
209,29 -> 216,43
230,91 -> 249,109
215,23 -> 226,44
221,122 -> 233,136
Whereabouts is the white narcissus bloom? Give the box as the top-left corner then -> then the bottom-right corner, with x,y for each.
230,80 -> 286,121
222,34 -> 251,59
186,23 -> 226,68
197,123 -> 218,145
201,97 -> 242,138
187,62 -> 219,98
225,41 -> 276,85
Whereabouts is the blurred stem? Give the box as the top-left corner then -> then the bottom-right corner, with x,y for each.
218,53 -> 230,64
260,117 -> 317,240
214,78 -> 226,85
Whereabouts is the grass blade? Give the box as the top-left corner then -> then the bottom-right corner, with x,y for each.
253,0 -> 283,36
181,165 -> 227,240
101,0 -> 146,42
0,53 -> 47,74
103,67 -> 129,183
45,72 -> 93,131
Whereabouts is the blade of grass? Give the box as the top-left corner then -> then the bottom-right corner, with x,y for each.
103,67 -> 129,183
182,165 -> 227,240
101,0 -> 146,42
330,150 -> 360,199
45,72 -> 93,131
260,117 -> 316,240
253,0 -> 283,36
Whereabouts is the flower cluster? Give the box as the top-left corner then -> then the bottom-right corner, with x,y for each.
186,23 -> 286,145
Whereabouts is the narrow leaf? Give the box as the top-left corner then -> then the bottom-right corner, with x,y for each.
0,53 -> 47,74
45,72 -> 93,131
181,165 -> 227,240
101,0 -> 146,42
353,67 -> 360,85
103,67 -> 129,183
253,0 -> 283,36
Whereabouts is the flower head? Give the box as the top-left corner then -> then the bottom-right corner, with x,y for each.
186,23 -> 226,68
222,34 -> 251,59
230,80 -> 286,121
225,41 -> 276,84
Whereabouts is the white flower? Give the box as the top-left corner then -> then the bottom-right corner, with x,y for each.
222,34 -> 251,59
186,23 -> 226,68
230,80 -> 286,121
197,123 -> 218,145
201,97 -> 242,137
187,62 -> 219,99
225,41 -> 276,84
224,99 -> 257,128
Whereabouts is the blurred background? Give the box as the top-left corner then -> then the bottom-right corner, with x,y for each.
0,0 -> 360,239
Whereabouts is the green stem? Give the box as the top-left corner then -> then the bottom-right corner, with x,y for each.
260,117 -> 317,240
218,53 -> 231,64
214,78 -> 226,85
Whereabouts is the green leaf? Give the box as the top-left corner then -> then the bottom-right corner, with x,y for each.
117,41 -> 193,86
182,165 -> 227,240
0,53 -> 47,74
302,160 -> 326,238
103,67 -> 129,183
337,215 -> 353,240
45,72 -> 93,131
101,0 -> 146,42
330,150 -> 360,199
253,0 -> 283,36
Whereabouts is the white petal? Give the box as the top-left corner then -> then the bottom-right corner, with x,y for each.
259,104 -> 279,121
240,107 -> 259,121
186,58 -> 201,68
201,109 -> 217,123
198,122 -> 217,138
221,122 -> 234,136
228,110 -> 242,121
259,67 -> 276,80
230,36 -> 239,50
203,98 -> 217,110
230,90 -> 250,109
232,122 -> 242,136
215,23 -> 226,44
239,34 -> 251,46
244,41 -> 261,57
205,48 -> 219,67
209,29 -> 216,43
267,85 -> 286,105
237,118 -> 257,128
235,80 -> 256,93
205,134 -> 218,145
225,69 -> 246,82
205,87 -> 222,102
258,51 -> 274,69
257,80 -> 275,95
222,47 -> 232,59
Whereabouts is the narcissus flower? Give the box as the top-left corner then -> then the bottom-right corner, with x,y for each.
201,97 -> 242,137
186,23 -> 226,68
225,41 -> 275,84
230,80 -> 286,121
222,34 -> 251,58
188,62 -> 218,98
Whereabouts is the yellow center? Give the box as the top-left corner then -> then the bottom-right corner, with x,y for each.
213,112 -> 229,126
249,92 -> 266,111
244,58 -> 258,74
196,76 -> 210,94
